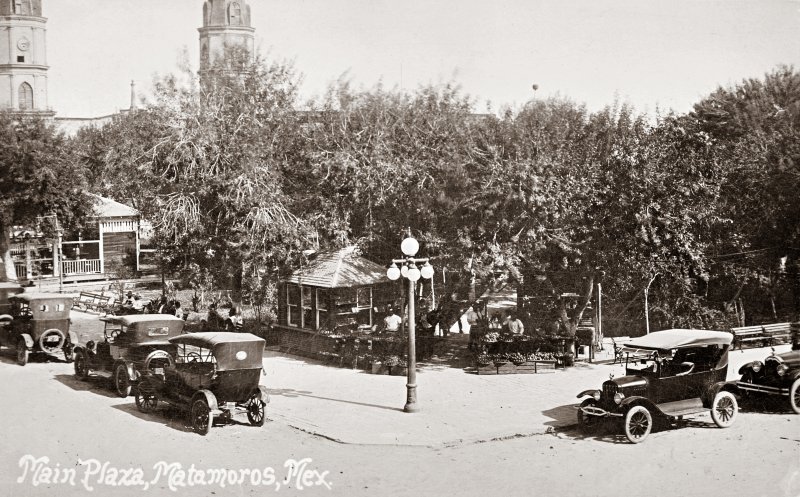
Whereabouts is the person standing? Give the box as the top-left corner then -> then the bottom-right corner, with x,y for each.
383,308 -> 402,333
508,313 -> 525,336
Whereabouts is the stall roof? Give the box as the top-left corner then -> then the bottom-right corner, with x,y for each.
286,246 -> 391,288
91,194 -> 139,218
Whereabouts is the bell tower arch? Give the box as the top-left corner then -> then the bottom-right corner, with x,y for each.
0,0 -> 53,116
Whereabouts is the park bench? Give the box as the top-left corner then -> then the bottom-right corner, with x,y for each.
730,322 -> 791,350
73,291 -> 112,314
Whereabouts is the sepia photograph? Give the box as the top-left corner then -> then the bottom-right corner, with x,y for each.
1,1 -> 799,496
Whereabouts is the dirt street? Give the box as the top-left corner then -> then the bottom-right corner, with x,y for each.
0,312 -> 798,497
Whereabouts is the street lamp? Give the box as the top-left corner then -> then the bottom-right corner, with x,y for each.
387,232 -> 433,413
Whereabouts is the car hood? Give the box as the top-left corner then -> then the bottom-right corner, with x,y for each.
609,375 -> 648,389
773,349 -> 800,367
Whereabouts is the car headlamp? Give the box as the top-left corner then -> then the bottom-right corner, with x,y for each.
614,392 -> 625,404
593,391 -> 601,401
751,361 -> 763,373
776,364 -> 789,376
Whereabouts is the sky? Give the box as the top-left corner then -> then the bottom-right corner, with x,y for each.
46,0 -> 800,118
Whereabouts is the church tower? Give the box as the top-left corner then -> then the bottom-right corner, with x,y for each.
0,0 -> 52,116
198,0 -> 255,76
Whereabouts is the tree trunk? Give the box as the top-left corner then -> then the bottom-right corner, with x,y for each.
0,222 -> 18,282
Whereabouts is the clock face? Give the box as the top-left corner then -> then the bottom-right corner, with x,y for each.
17,38 -> 30,51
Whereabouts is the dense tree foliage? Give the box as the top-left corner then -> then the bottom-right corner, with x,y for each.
62,61 -> 800,332
0,113 -> 91,281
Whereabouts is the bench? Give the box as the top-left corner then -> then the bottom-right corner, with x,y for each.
731,322 -> 791,350
73,291 -> 112,314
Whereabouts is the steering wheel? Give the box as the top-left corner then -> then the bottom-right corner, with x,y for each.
20,307 -> 33,318
186,352 -> 202,363
109,329 -> 122,340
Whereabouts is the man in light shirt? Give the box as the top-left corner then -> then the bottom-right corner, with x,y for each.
383,308 -> 402,332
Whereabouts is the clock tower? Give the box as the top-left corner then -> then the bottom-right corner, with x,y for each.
0,0 -> 52,116
198,0 -> 255,76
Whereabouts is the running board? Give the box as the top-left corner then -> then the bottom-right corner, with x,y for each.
657,398 -> 705,417
737,382 -> 789,396
90,370 -> 113,379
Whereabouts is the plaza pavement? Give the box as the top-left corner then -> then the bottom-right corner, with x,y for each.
262,339 -> 790,447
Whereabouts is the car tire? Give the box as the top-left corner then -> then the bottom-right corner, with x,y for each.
16,339 -> 29,366
624,405 -> 652,443
710,390 -> 738,428
789,378 -> 800,415
246,391 -> 266,427
191,398 -> 213,435
114,363 -> 132,398
577,398 -> 601,434
74,350 -> 90,380
135,386 -> 158,413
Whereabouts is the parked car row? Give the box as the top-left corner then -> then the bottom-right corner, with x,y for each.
0,288 -> 268,436
576,328 -> 800,443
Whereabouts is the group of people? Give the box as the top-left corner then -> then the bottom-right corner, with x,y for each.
488,312 -> 526,335
121,292 -> 185,319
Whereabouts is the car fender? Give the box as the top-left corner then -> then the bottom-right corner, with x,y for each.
576,389 -> 600,399
114,360 -> 137,382
738,362 -> 759,375
702,381 -> 737,407
0,314 -> 12,322
19,333 -> 34,349
619,396 -> 659,414
192,389 -> 220,412
257,385 -> 271,403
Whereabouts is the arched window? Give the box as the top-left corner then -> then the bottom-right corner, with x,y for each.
18,82 -> 33,110
228,2 -> 241,25
203,1 -> 209,26
14,0 -> 31,15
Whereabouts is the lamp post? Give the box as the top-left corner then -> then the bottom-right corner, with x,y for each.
387,233 -> 434,413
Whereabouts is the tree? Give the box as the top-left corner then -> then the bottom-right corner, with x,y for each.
0,113 -> 91,281
96,47 -> 310,296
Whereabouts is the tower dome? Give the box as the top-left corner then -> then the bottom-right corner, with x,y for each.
198,0 -> 255,74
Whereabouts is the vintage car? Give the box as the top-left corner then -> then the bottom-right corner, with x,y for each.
135,332 -> 269,435
73,314 -> 184,397
736,323 -> 800,413
576,329 -> 739,443
0,292 -> 77,365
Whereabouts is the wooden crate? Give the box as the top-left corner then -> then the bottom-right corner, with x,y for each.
533,360 -> 556,373
513,363 -> 537,374
496,362 -> 516,375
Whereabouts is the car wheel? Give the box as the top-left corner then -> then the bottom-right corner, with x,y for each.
74,350 -> 90,380
624,405 -> 652,443
710,390 -> 738,428
135,387 -> 158,413
577,399 -> 601,434
63,343 -> 74,363
191,398 -> 213,435
16,339 -> 29,366
789,378 -> 800,415
114,363 -> 131,398
246,392 -> 266,427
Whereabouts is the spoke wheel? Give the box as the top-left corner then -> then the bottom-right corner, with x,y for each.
789,378 -> 800,415
16,341 -> 29,366
74,350 -> 90,380
246,392 -> 266,427
624,405 -> 652,443
577,399 -> 600,434
191,399 -> 213,435
135,387 -> 158,413
114,363 -> 131,398
711,391 -> 738,428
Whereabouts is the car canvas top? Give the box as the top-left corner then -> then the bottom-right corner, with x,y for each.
623,328 -> 732,352
100,314 -> 185,325
10,292 -> 73,302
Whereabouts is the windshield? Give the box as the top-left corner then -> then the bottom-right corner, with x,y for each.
176,343 -> 217,365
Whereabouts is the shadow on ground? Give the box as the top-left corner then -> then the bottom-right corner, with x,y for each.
266,387 -> 402,412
